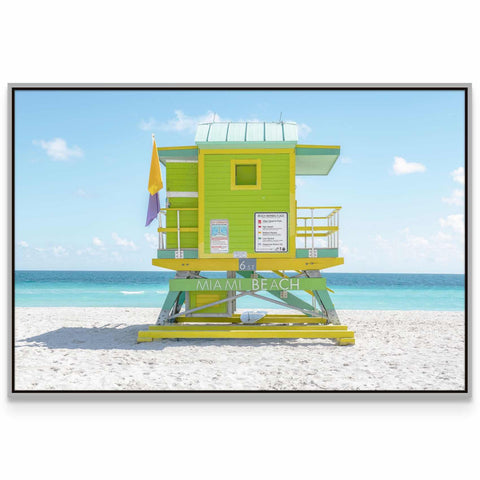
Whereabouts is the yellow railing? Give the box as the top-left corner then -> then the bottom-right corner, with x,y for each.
154,206 -> 340,256
296,206 -> 341,250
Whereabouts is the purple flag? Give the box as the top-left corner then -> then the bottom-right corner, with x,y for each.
145,192 -> 160,226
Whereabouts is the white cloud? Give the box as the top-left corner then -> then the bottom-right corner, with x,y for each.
340,156 -> 352,164
431,231 -> 453,245
284,119 -> 311,139
439,214 -> 464,234
338,239 -> 365,261
34,138 -> 83,161
144,233 -> 157,248
339,243 -> 350,255
374,234 -> 389,248
442,189 -> 464,206
138,118 -> 157,131
401,227 -> 429,250
76,247 -> 101,256
75,238 -> 105,256
295,177 -> 306,188
111,251 -> 123,262
238,117 -> 262,123
296,122 -> 312,139
373,226 -> 463,268
112,232 -> 137,250
435,231 -> 452,241
76,188 -> 87,197
451,166 -> 464,185
34,245 -> 68,256
18,240 -> 29,248
53,246 -> 68,257
393,156 -> 426,175
141,112 -> 312,140
295,237 -> 328,249
373,234 -> 395,257
140,110 -> 223,133
92,237 -> 104,247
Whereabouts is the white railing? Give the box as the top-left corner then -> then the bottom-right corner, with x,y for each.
296,206 -> 341,252
157,208 -> 199,258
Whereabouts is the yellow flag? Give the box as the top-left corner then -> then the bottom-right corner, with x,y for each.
148,138 -> 163,195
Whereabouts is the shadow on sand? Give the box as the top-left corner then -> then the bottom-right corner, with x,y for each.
16,325 -> 336,350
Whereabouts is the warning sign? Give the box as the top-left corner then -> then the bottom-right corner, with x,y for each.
210,219 -> 229,253
254,212 -> 288,253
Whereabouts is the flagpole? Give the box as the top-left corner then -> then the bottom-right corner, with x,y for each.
153,134 -> 164,250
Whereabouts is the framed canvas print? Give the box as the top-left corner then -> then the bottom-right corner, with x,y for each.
10,84 -> 470,394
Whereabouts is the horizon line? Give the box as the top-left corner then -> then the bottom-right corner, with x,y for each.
14,269 -> 465,275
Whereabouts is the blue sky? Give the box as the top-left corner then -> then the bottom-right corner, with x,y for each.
14,89 -> 465,273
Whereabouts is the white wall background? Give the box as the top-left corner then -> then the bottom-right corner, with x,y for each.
1,1 -> 477,479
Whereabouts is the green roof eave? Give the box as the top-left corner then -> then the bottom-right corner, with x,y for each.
157,146 -> 198,166
295,145 -> 341,175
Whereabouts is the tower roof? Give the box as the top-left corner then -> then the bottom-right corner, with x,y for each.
195,121 -> 298,145
157,121 -> 340,175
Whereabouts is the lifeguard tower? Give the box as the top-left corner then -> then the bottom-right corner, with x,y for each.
138,121 -> 354,345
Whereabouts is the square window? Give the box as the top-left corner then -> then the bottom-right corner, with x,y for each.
231,159 -> 261,190
236,164 -> 257,186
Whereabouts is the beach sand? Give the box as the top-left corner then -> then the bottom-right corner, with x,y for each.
14,307 -> 465,391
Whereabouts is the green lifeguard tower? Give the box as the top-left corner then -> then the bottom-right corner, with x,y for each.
138,121 -> 354,344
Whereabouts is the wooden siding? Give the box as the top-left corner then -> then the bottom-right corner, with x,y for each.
166,162 -> 198,192
165,163 -> 198,249
201,151 -> 292,256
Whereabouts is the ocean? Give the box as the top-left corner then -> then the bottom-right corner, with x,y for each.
14,271 -> 465,311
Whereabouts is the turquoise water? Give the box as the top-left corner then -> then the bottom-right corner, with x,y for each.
14,271 -> 465,311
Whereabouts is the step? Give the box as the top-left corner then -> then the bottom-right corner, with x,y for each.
137,328 -> 355,341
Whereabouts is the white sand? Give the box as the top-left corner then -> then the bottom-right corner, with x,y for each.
14,307 -> 465,391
